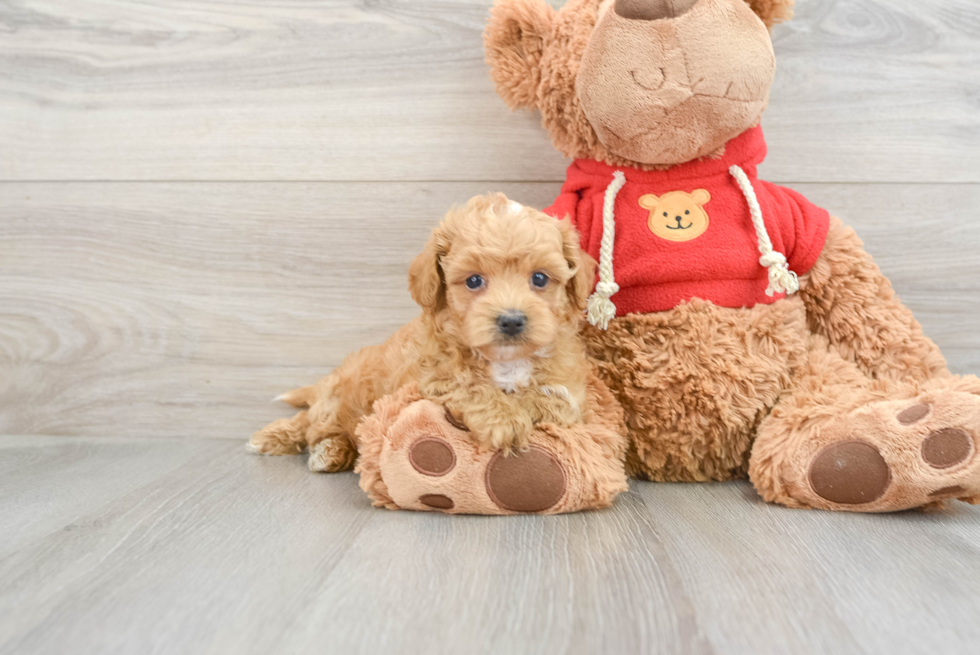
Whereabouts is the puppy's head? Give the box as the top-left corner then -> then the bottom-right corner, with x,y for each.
409,193 -> 595,361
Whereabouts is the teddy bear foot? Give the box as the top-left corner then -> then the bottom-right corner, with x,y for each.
354,385 -> 628,514
368,401 -> 571,513
798,391 -> 980,512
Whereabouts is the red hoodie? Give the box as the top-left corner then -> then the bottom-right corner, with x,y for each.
545,126 -> 830,316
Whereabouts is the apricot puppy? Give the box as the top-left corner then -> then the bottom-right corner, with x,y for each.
249,193 -> 597,472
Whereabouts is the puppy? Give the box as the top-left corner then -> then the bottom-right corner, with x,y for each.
249,193 -> 596,472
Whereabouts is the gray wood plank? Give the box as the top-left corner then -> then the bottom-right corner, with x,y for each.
2,181 -> 978,439
636,481 -> 980,654
0,435 -> 230,556
1,0 -> 978,183
1,435 -> 978,655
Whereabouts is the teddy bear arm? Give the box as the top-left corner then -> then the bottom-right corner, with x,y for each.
800,216 -> 949,383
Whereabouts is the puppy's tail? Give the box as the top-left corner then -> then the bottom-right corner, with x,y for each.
275,385 -> 316,408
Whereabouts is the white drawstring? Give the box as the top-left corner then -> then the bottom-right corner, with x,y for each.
587,166 -> 796,329
729,164 -> 799,297
587,171 -> 626,330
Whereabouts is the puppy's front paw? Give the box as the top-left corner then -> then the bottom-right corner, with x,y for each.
536,385 -> 583,427
466,412 -> 533,453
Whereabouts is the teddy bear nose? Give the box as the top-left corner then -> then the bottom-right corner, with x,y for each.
496,311 -> 527,337
615,0 -> 698,21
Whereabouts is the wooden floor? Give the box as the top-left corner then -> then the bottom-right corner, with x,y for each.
2,0 -> 980,653
4,435 -> 980,655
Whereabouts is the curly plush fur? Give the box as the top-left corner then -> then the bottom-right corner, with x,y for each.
250,193 -> 597,471
485,0 -> 980,512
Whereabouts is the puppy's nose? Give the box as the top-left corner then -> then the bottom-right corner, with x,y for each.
615,0 -> 697,21
496,311 -> 527,337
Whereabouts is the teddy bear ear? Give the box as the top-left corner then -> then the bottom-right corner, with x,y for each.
484,0 -> 558,110
742,0 -> 795,30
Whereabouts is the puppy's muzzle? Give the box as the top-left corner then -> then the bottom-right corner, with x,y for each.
496,311 -> 527,337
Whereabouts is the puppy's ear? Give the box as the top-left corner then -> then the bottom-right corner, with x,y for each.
408,225 -> 451,313
484,0 -> 557,110
742,0 -> 794,30
558,218 -> 596,313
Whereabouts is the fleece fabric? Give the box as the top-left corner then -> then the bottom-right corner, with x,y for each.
545,126 -> 830,315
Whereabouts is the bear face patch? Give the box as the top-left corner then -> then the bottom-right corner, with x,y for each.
639,189 -> 711,242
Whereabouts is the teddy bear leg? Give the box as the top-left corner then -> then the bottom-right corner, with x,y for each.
750,337 -> 980,512
354,375 -> 629,514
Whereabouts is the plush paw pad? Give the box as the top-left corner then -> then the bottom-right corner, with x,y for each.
921,428 -> 973,469
809,441 -> 890,505
485,447 -> 566,512
418,494 -> 455,509
408,438 -> 456,476
897,403 -> 930,425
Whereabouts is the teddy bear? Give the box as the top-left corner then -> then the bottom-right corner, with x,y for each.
480,0 -> 980,512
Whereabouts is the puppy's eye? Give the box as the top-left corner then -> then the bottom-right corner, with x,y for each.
531,272 -> 549,289
465,275 -> 484,290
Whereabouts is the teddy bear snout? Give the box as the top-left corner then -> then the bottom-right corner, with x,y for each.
615,0 -> 699,22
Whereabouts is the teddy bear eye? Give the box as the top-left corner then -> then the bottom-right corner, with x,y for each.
531,272 -> 549,289
685,210 -> 690,215
663,212 -> 668,217
465,275 -> 484,290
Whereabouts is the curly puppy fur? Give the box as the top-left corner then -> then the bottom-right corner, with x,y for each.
250,193 -> 597,471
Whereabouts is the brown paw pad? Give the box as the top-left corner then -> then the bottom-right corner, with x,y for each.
443,407 -> 470,432
485,446 -> 566,513
921,428 -> 973,469
408,437 -> 456,477
930,485 -> 967,499
897,403 -> 931,425
418,494 -> 454,510
809,440 -> 890,505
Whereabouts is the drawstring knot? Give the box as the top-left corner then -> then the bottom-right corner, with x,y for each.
729,164 -> 800,297
593,280 -> 620,297
587,170 -> 627,330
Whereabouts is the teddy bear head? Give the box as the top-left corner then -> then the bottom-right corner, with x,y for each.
485,0 -> 793,169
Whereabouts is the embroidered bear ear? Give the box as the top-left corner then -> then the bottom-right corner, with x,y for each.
691,189 -> 711,205
638,194 -> 661,210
